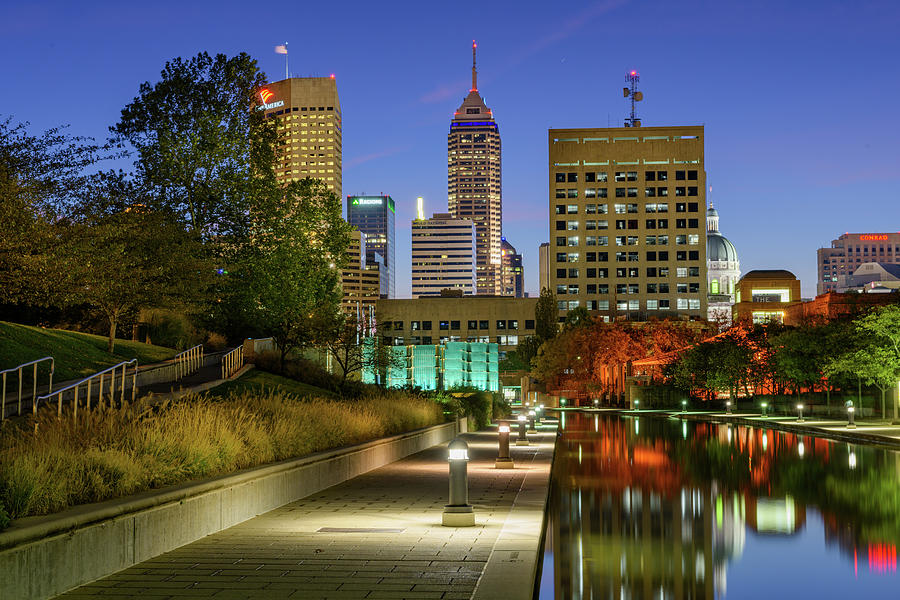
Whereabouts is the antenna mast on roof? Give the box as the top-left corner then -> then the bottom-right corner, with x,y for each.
622,70 -> 643,127
471,40 -> 477,91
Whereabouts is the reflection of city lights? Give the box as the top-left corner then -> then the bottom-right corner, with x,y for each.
635,419 -> 639,435
727,426 -> 732,443
578,444 -> 582,464
849,451 -> 857,469
762,433 -> 768,450
798,442 -> 805,457
682,421 -> 688,439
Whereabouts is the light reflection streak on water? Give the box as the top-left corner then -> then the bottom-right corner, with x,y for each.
540,411 -> 900,599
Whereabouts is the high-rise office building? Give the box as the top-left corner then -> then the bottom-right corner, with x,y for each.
548,126 -> 707,322
500,238 -> 524,298
411,213 -> 476,298
341,230 -> 381,316
346,195 -> 396,298
448,43 -> 502,295
816,232 -> 900,294
257,77 -> 342,196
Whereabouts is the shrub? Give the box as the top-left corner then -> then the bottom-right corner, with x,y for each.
205,332 -> 227,352
454,389 -> 493,430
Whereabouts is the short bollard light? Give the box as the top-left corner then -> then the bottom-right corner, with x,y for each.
761,402 -> 768,418
442,438 -> 475,527
726,400 -> 732,414
516,414 -> 530,446
796,403 -> 805,423
634,399 -> 641,411
847,406 -> 856,429
593,398 -> 599,408
681,399 -> 687,413
536,404 -> 545,423
528,409 -> 537,432
495,423 -> 514,469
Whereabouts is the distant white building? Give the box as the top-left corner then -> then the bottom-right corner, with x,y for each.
706,206 -> 741,325
411,213 -> 476,298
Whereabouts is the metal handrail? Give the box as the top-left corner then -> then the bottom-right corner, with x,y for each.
34,359 -> 138,419
174,344 -> 204,380
221,346 -> 243,380
1,356 -> 54,419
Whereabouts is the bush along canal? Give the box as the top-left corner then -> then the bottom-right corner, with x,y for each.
538,411 -> 900,598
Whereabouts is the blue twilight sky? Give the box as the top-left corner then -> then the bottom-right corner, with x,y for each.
3,0 -> 899,298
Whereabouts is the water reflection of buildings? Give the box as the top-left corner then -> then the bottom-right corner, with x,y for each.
552,417 -> 747,599
548,413 -> 900,598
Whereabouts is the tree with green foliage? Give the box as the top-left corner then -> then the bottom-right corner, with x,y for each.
535,287 -> 558,341
234,178 -> 352,371
0,117 -> 107,307
563,305 -> 593,330
855,305 -> 900,422
110,52 -> 276,241
770,326 -> 825,403
63,176 -> 211,352
322,314 -> 402,385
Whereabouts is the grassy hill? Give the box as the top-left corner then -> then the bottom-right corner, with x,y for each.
209,369 -> 337,399
0,321 -> 176,382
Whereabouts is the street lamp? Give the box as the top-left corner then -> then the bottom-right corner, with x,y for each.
681,399 -> 687,413
725,400 -> 732,415
847,405 -> 856,429
442,438 -> 475,527
495,423 -> 513,469
516,414 -> 529,446
634,399 -> 641,411
528,409 -> 537,432
593,398 -> 599,408
761,402 -> 768,418
796,403 -> 804,423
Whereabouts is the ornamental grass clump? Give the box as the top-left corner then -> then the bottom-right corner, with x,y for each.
0,388 -> 444,524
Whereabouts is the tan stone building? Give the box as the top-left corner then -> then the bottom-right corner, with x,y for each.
548,126 -> 707,323
377,295 -> 537,352
257,77 -> 342,196
817,232 -> 900,294
732,269 -> 802,324
341,230 -> 381,317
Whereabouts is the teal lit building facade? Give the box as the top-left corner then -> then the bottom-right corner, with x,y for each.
375,342 -> 499,392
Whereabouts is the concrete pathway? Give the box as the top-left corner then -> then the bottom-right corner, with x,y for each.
56,423 -> 557,600
620,408 -> 900,448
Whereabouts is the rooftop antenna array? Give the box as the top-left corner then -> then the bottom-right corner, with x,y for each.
623,70 -> 643,127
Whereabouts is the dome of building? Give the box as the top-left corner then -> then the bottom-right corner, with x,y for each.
706,207 -> 739,263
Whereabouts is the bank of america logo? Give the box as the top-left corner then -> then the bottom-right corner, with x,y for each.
256,88 -> 284,111
259,89 -> 274,103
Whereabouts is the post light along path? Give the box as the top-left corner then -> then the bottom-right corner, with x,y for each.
495,423 -> 513,469
528,409 -> 536,432
443,438 -> 475,527
516,413 -> 529,446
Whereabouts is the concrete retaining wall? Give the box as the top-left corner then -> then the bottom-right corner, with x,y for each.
0,419 -> 464,600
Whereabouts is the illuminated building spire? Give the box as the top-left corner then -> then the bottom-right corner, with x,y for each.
471,40 -> 477,91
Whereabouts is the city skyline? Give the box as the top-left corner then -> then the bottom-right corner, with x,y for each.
4,0 -> 899,298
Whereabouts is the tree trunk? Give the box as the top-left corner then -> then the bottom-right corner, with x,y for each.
107,316 -> 117,354
882,388 -> 886,422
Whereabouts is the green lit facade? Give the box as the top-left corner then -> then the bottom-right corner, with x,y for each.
371,342 -> 499,392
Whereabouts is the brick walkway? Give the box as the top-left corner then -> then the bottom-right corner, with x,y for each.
56,424 -> 556,600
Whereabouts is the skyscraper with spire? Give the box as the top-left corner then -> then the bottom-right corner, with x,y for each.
448,42 -> 503,295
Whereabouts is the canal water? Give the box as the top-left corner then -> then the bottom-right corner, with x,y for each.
538,411 -> 900,599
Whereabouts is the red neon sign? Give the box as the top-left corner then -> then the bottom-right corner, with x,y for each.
859,234 -> 888,241
259,89 -> 274,103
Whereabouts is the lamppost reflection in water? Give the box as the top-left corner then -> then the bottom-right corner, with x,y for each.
539,412 -> 900,599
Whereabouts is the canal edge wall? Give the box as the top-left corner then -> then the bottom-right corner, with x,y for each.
0,418 -> 467,600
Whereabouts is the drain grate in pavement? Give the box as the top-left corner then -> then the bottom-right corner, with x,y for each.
316,527 -> 406,533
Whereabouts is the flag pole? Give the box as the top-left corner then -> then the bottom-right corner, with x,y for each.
285,42 -> 289,79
